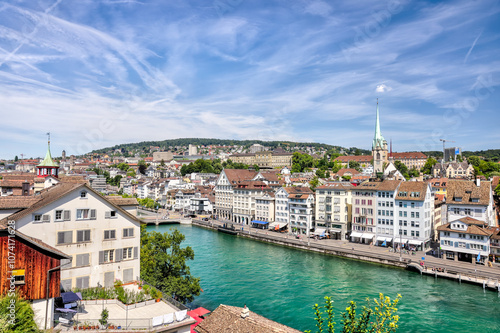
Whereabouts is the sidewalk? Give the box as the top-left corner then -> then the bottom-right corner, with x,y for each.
195,218 -> 500,282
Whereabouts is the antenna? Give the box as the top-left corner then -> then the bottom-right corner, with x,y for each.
46,132 -> 51,145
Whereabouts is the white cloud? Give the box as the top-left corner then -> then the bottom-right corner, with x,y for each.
375,84 -> 392,93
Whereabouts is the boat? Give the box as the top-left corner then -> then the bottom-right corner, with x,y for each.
217,223 -> 239,235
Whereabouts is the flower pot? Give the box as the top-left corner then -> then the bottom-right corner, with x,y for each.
156,298 -> 160,302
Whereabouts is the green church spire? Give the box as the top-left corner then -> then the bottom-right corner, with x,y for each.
372,99 -> 386,150
38,132 -> 58,167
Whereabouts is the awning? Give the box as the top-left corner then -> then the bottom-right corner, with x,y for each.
251,220 -> 269,225
385,237 -> 393,242
329,229 -> 341,233
56,308 -> 77,313
394,239 -> 408,244
376,236 -> 386,242
269,222 -> 288,229
408,240 -> 423,246
61,291 -> 82,304
361,234 -> 375,240
350,232 -> 363,238
312,228 -> 327,236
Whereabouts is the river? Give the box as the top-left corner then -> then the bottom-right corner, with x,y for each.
149,224 -> 500,332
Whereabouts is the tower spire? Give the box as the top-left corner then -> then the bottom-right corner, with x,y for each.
372,98 -> 385,150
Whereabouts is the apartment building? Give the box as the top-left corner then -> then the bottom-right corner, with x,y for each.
0,182 -> 142,290
255,192 -> 275,223
286,187 -> 315,236
315,182 -> 353,240
350,183 -> 377,244
233,181 -> 271,225
446,179 -> 495,226
214,169 -> 257,221
374,180 -> 402,246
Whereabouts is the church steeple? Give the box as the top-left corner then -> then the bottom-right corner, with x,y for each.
372,98 -> 386,150
37,132 -> 59,178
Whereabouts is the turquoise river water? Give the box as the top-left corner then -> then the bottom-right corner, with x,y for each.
149,224 -> 500,332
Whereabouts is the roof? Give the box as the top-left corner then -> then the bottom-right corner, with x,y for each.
38,144 -> 59,167
316,182 -> 354,190
283,186 -> 313,195
105,196 -> 139,206
0,229 -> 70,259
194,304 -> 302,333
391,152 -> 427,159
0,183 -> 143,228
395,182 -> 428,201
223,169 -> 258,186
446,180 -> 492,206
437,217 -> 492,237
336,168 -> 362,177
0,196 -> 40,209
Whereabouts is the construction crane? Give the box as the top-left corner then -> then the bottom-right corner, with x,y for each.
440,139 -> 456,162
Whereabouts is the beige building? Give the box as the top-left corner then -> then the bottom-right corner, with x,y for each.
255,192 -> 275,223
152,151 -> 174,162
432,161 -> 474,179
232,180 -> 271,225
214,169 -> 257,221
230,148 -> 292,168
315,182 -> 353,240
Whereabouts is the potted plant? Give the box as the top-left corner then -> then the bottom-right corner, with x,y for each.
137,281 -> 143,290
99,308 -> 109,329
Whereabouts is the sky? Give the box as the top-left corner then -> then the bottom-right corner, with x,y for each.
0,0 -> 499,160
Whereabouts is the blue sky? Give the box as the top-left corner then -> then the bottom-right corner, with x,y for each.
1,0 -> 499,159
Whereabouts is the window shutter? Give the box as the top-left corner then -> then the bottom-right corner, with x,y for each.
466,243 -> 470,249
85,230 -> 91,242
42,214 -> 50,222
99,251 -> 104,264
133,247 -> 138,259
63,231 -> 72,244
76,255 -> 82,267
105,211 -> 111,218
111,230 -> 116,239
63,210 -> 71,221
454,241 -> 458,248
90,209 -> 97,220
77,231 -> 83,243
123,229 -> 128,238
115,248 -> 123,262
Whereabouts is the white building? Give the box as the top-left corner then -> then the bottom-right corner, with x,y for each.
275,187 -> 290,227
189,194 -> 213,215
1,182 -> 143,290
232,180 -> 271,225
214,169 -> 257,221
438,216 -> 492,263
446,179 -> 495,226
374,180 -> 402,246
394,182 -> 433,250
285,187 -> 315,235
315,182 -> 353,240
255,192 -> 275,223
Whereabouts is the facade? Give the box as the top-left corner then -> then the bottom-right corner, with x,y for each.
175,189 -> 197,212
438,217 -> 492,263
374,180 -> 402,247
214,169 -> 257,221
255,192 -> 275,223
0,183 -> 143,290
389,152 -> 427,171
446,179 -> 495,226
350,183 -> 377,244
489,227 -> 500,263
286,187 -> 315,235
432,162 -> 474,179
275,187 -> 290,226
444,147 -> 462,162
188,144 -> 198,156
394,182 -> 433,250
315,182 -> 353,240
152,151 -> 174,162
232,181 -> 270,225
190,195 -> 213,215
230,149 -> 293,169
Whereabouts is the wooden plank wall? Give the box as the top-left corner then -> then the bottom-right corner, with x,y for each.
0,236 -> 61,300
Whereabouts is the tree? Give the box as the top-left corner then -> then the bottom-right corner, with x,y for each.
0,292 -> 40,332
495,184 -> 500,196
316,169 -> 326,178
421,158 -> 437,175
117,162 -> 129,171
140,227 -> 201,303
160,159 -> 165,166
126,169 -> 136,177
138,160 -> 147,175
306,294 -> 402,333
309,176 -> 320,191
292,152 -> 314,173
14,155 -> 18,162
394,161 -> 409,179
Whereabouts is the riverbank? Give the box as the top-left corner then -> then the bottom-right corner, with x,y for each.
192,219 -> 500,292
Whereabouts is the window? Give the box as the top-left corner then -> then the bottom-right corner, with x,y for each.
399,202 -> 403,207
123,247 -> 133,260
75,253 -> 90,267
34,214 -> 42,222
453,208 -> 460,214
104,230 -> 116,240
55,210 -> 63,221
411,230 -> 415,236
80,191 -> 87,198
411,202 -> 415,208
12,270 -> 25,285
57,231 -> 73,245
416,231 -> 419,237
102,250 -> 114,263
75,276 -> 89,289
415,212 -> 419,218
76,230 -> 91,243
77,209 -> 96,220
123,268 -> 134,283
105,211 -> 117,218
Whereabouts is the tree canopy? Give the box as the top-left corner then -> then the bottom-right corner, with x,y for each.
421,157 -> 438,175
140,227 -> 201,303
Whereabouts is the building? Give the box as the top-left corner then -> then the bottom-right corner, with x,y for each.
394,181 -> 433,250
188,144 -> 198,156
438,217 -> 492,263
232,181 -> 271,225
214,169 -> 257,221
444,147 -> 462,162
0,182 -> 143,290
432,162 -> 474,179
389,152 -> 427,171
489,227 -> 500,263
286,187 -> 315,235
36,139 -> 60,179
315,182 -> 353,240
194,304 -> 302,333
372,101 -> 388,174
374,180 -> 403,247
255,192 -> 275,223
230,148 -> 293,169
0,228 -> 70,329
446,179 -> 495,226
350,182 -> 377,244
249,143 -> 265,153
152,151 -> 174,162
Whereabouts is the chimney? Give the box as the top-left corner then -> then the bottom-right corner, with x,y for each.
476,178 -> 481,187
22,181 -> 30,196
241,305 -> 249,319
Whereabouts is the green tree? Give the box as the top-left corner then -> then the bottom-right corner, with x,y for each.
394,161 -> 409,179
495,184 -> 500,196
316,169 -> 326,178
126,168 -> 136,177
421,158 -> 437,175
138,160 -> 147,175
160,159 -> 165,166
292,152 -> 314,173
14,155 -> 18,162
0,293 -> 40,332
140,227 -> 201,303
309,176 -> 320,191
306,294 -> 402,333
117,162 -> 129,171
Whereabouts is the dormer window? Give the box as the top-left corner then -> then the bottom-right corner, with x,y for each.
454,196 -> 462,202
80,191 -> 87,198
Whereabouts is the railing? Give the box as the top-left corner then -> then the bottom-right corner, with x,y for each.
142,281 -> 190,310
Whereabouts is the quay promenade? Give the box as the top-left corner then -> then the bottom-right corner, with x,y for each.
192,218 -> 500,291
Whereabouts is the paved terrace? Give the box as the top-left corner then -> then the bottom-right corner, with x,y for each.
193,218 -> 500,289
